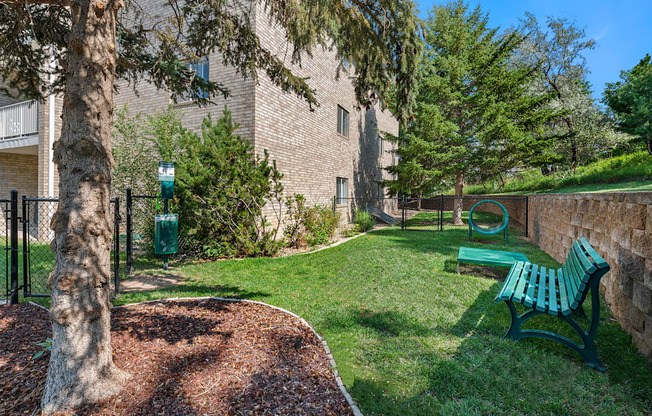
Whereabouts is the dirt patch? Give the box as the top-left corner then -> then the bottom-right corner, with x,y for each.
458,264 -> 509,281
120,273 -> 186,293
0,300 -> 353,415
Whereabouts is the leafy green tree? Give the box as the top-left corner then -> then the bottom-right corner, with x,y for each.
603,54 -> 652,156
516,14 -> 628,171
112,105 -> 187,197
0,0 -> 421,412
386,1 -> 553,224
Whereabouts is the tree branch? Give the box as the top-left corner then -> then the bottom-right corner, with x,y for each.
0,0 -> 71,6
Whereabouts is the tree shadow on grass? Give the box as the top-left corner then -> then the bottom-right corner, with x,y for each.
325,282 -> 652,415
115,284 -> 271,306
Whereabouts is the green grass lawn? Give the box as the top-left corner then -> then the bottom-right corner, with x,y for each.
464,151 -> 652,195
118,220 -> 652,416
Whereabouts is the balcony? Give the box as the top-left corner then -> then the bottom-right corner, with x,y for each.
0,100 -> 39,152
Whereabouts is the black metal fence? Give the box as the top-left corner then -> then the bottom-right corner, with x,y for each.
399,195 -> 528,236
0,191 -> 121,304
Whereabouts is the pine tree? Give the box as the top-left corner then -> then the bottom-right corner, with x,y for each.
386,1 -> 553,224
0,0 -> 421,413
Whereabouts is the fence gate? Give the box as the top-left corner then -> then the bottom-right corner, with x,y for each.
21,197 -> 121,299
400,196 -> 444,232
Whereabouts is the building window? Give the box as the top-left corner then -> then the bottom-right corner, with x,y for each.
186,57 -> 209,100
378,183 -> 385,199
336,177 -> 348,205
337,105 -> 349,137
379,135 -> 384,154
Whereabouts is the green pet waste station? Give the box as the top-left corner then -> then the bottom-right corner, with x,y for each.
156,161 -> 178,269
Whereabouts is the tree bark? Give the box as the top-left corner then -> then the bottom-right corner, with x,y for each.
41,0 -> 128,413
452,170 -> 464,225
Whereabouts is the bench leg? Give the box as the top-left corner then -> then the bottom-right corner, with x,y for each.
501,300 -> 605,372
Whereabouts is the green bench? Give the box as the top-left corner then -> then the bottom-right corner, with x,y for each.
457,247 -> 529,273
495,238 -> 610,371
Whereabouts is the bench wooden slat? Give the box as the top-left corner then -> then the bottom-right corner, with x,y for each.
497,261 -> 524,300
548,268 -> 558,315
524,264 -> 539,308
557,267 -> 571,315
568,247 -> 588,291
513,263 -> 531,303
562,263 -> 580,310
579,237 -> 609,268
536,266 -> 548,312
572,241 -> 597,274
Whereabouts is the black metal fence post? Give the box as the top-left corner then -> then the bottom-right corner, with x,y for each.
439,193 -> 444,231
113,197 -> 121,298
401,196 -> 405,230
125,188 -> 132,276
9,190 -> 19,305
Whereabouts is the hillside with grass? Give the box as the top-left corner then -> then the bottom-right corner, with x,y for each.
465,152 -> 652,195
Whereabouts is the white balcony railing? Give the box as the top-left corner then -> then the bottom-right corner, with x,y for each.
0,100 -> 39,141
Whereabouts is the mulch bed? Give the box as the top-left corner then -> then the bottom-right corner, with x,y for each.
0,299 -> 354,415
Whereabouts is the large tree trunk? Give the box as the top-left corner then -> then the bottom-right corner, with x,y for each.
41,0 -> 128,413
452,170 -> 464,226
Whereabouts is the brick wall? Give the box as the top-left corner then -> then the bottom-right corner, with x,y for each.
113,0 -> 399,226
528,192 -> 652,358
0,153 -> 38,199
253,2 -> 399,223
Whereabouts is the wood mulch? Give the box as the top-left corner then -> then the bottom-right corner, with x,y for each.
0,300 -> 354,415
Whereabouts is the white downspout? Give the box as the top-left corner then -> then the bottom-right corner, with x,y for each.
48,51 -> 55,198
47,50 -> 56,241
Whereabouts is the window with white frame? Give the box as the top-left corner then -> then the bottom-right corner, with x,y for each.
336,177 -> 348,205
186,57 -> 209,100
337,105 -> 349,137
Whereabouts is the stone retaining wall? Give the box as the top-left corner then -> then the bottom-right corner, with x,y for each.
528,192 -> 652,358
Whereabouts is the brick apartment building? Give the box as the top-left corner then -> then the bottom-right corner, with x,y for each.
0,1 -> 398,222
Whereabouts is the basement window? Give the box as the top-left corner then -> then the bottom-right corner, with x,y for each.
336,177 -> 348,205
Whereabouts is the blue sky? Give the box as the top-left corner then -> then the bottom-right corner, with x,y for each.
416,0 -> 652,100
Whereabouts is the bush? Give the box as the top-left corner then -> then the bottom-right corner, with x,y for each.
284,194 -> 341,247
112,106 -> 285,258
172,110 -> 284,258
353,209 -> 375,232
304,205 -> 340,246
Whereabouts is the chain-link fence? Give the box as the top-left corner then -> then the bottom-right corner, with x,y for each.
0,197 -> 10,303
399,195 -> 528,236
20,196 -> 121,299
21,197 -> 57,297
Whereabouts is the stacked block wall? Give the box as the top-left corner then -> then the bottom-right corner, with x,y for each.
528,192 -> 652,358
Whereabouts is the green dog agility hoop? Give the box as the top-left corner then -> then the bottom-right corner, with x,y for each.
468,200 -> 509,244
